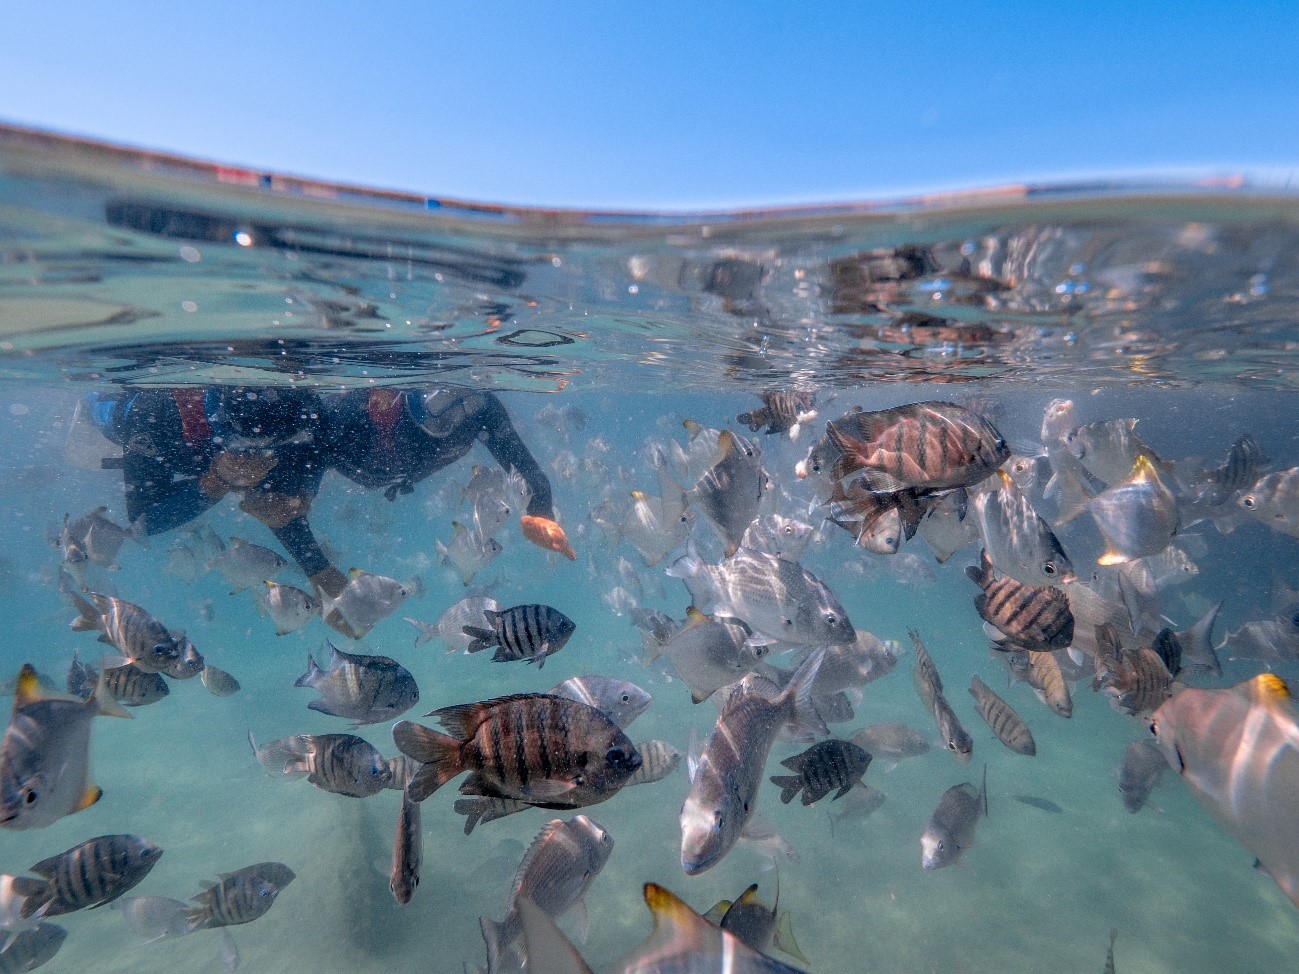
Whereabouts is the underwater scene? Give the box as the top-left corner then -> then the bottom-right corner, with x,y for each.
1,124 -> 1299,973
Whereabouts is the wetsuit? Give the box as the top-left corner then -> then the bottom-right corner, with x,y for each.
92,388 -> 332,577
321,389 -> 554,518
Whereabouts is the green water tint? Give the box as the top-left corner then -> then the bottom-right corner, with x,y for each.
1,125 -> 1298,972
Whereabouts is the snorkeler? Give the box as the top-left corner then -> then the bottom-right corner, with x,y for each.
86,386 -> 571,636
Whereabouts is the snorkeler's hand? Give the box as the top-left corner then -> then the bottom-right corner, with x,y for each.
520,514 -> 576,561
240,491 -> 311,530
205,450 -> 280,493
310,566 -> 360,639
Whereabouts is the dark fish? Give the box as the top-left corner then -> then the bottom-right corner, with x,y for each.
1171,601 -> 1223,677
1101,645 -> 1172,717
921,766 -> 988,870
464,604 -> 576,669
184,874 -> 280,931
26,834 -> 162,916
249,732 -> 392,798
737,391 -> 817,439
1013,795 -> 1063,814
769,739 -> 871,805
100,665 -> 169,708
393,693 -> 641,806
390,795 -> 421,906
1118,740 -> 1168,813
294,644 -> 418,725
966,548 -> 1074,651
1198,434 -> 1268,505
220,862 -> 296,892
703,881 -> 808,966
969,675 -> 1036,756
0,923 -> 66,972
825,400 -> 1009,494
480,815 -> 613,974
81,594 -> 181,674
1,664 -> 130,830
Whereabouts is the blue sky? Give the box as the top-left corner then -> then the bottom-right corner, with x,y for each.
1,2 -> 1295,209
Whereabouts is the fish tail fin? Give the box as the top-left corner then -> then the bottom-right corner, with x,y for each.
453,799 -> 483,836
774,910 -> 809,965
780,647 -> 828,740
393,721 -> 462,800
480,915 -> 511,974
1052,470 -> 1094,525
293,652 -> 321,689
90,669 -> 131,719
964,548 -> 992,588
184,906 -> 210,934
462,627 -> 496,653
769,775 -> 801,804
13,877 -> 53,920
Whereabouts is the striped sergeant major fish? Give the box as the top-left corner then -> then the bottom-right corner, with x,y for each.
23,834 -> 162,916
464,604 -> 576,669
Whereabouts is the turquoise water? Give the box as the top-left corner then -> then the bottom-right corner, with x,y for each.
1,125 -> 1299,973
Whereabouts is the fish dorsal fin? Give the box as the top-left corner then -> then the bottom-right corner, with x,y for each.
732,883 -> 761,909
518,897 -> 593,974
633,883 -> 726,960
1129,454 -> 1158,482
511,819 -> 568,900
13,664 -> 44,708
701,900 -> 732,926
714,430 -> 736,462
1246,673 -> 1291,707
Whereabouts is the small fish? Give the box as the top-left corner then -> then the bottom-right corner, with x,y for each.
921,766 -> 988,870
685,426 -> 768,558
1013,794 -> 1062,814
257,582 -> 319,635
549,676 -> 651,729
966,548 -> 1074,651
184,873 -> 281,931
1100,645 -> 1172,717
680,651 -> 826,874
294,644 -> 418,725
437,520 -> 504,585
389,795 -> 421,906
66,655 -> 167,708
969,675 -> 1036,756
1238,466 -> 1299,538
1022,651 -> 1073,718
769,739 -> 871,805
248,731 -> 392,798
668,545 -> 855,648
321,569 -> 422,639
0,664 -> 130,830
1065,418 -> 1167,488
480,815 -> 614,974
972,470 -> 1074,587
463,604 -> 576,669
79,594 -> 181,674
826,783 -> 887,830
26,834 -> 162,915
0,873 -> 51,937
1118,740 -> 1168,813
1149,674 -> 1299,907
0,923 -> 65,972
1170,601 -> 1223,677
1041,399 -> 1097,519
406,596 -> 499,653
627,739 -> 682,786
646,608 -> 775,705
616,882 -> 806,974
200,664 -> 241,697
1087,455 -> 1180,565
621,476 -> 692,568
916,488 -> 981,563
54,506 -> 141,582
909,630 -> 973,762
737,390 -> 818,439
520,514 -> 577,561
1104,927 -> 1118,974
824,401 -> 1010,494
112,895 -> 190,944
161,635 -> 204,681
208,537 -> 287,594
739,514 -> 815,563
849,723 -> 930,766
394,694 -> 641,806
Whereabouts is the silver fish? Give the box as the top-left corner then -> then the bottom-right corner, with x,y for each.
0,665 -> 129,830
294,644 -> 418,725
208,537 -> 287,594
1065,418 -> 1167,488
1087,455 -> 1179,566
621,481 -> 692,568
826,783 -> 887,830
740,514 -> 815,562
916,488 -> 980,564
1238,466 -> 1299,538
162,634 -> 204,681
849,723 -> 930,766
112,895 -> 190,944
406,596 -> 499,653
480,815 -> 614,974
1149,674 -> 1299,908
646,607 -> 778,704
0,923 -> 65,972
0,874 -> 51,935
667,545 -> 854,648
679,651 -> 825,875
248,731 -> 392,798
323,569 -> 422,640
549,675 -> 651,729
218,930 -> 239,972
436,520 -> 503,586
79,594 -> 181,674
257,582 -> 319,636
972,470 -> 1074,587
200,664 -> 241,697
390,794 -> 421,906
686,426 -> 768,557
921,767 -> 988,870
1118,740 -> 1168,813
1040,399 -> 1096,521
54,506 -> 141,582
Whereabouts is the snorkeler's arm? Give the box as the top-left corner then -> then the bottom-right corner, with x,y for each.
124,458 -> 219,534
476,394 -> 555,518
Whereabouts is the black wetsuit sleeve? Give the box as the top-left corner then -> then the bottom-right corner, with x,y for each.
477,394 -> 554,518
269,517 -> 331,579
118,391 -> 219,534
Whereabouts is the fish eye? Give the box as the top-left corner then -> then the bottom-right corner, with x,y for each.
23,788 -> 37,805
713,809 -> 724,824
1242,495 -> 1257,509
1289,613 -> 1299,630
619,692 -> 631,704
937,841 -> 946,851
605,747 -> 626,766
1043,563 -> 1057,577
824,612 -> 838,626
1147,719 -> 1158,737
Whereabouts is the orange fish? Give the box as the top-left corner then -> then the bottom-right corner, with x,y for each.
520,515 -> 576,560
